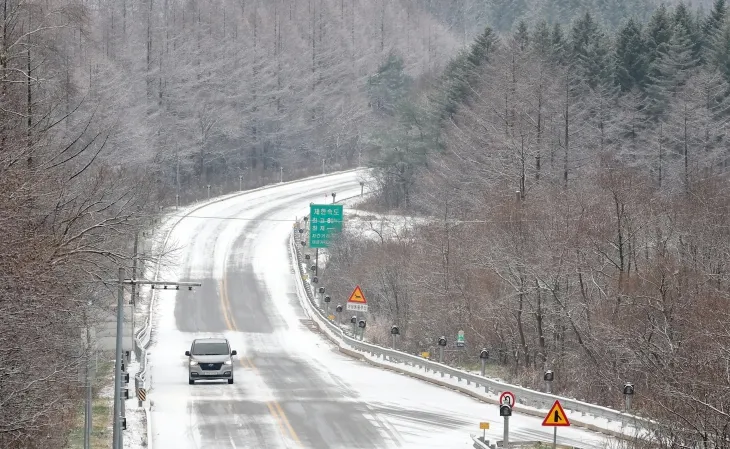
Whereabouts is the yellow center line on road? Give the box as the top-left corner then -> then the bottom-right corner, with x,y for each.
219,275 -> 302,446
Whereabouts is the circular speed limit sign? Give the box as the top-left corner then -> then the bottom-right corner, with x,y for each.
500,391 -> 516,407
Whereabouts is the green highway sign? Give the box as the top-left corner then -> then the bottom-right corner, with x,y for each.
309,204 -> 344,248
457,330 -> 465,347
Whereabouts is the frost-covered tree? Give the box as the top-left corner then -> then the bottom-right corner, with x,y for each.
615,18 -> 649,91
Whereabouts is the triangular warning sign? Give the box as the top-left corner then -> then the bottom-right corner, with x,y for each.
347,286 -> 367,303
541,400 -> 570,427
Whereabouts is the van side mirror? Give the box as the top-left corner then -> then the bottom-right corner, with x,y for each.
231,350 -> 237,356
185,351 -> 191,356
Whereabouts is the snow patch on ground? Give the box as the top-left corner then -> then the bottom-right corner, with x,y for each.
342,208 -> 428,242
92,356 -> 148,449
122,359 -> 148,449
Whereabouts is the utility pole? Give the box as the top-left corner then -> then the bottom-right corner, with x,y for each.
111,271 -> 201,449
131,233 -> 138,330
239,175 -> 243,191
83,306 -> 94,449
175,154 -> 180,210
322,159 -> 325,175
112,268 -> 124,449
280,167 -> 283,183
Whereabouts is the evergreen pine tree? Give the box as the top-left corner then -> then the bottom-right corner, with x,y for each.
515,20 -> 530,51
646,4 -> 674,67
645,22 -> 699,118
672,2 -> 703,64
366,52 -> 412,117
532,20 -> 553,58
704,0 -> 729,74
615,18 -> 648,91
570,12 -> 613,89
710,23 -> 730,82
467,27 -> 498,69
571,11 -> 599,60
703,0 -> 727,39
551,23 -> 568,64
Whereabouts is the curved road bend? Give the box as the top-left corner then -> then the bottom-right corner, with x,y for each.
146,171 -> 610,449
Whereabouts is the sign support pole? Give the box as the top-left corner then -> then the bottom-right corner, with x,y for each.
552,426 -> 557,449
315,248 -> 319,276
503,416 -> 509,449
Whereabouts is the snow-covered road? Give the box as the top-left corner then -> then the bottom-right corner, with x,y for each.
146,170 -> 610,448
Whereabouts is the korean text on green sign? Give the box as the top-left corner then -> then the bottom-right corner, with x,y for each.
309,204 -> 344,248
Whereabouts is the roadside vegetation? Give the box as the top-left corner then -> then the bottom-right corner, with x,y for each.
323,2 -> 730,447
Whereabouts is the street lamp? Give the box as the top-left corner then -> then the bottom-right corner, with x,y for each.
324,295 -> 331,315
479,348 -> 489,376
331,192 -> 336,203
358,319 -> 366,340
391,325 -> 400,349
335,304 -> 343,324
437,336 -> 447,363
544,370 -> 554,394
623,382 -> 634,412
206,184 -> 211,200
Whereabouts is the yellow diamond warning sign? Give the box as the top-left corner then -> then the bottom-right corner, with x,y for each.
346,285 -> 368,312
542,400 -> 570,427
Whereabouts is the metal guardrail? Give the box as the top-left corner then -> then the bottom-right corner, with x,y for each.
473,435 -> 494,449
288,218 -> 652,435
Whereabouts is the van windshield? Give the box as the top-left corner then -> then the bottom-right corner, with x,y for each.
192,342 -> 229,355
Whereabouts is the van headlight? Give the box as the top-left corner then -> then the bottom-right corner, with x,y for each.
224,360 -> 232,365
189,360 -> 198,366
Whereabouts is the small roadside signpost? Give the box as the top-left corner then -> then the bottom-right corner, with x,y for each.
500,403 -> 512,449
479,421 -> 490,441
499,391 -> 515,449
345,285 -> 368,312
542,400 -> 571,449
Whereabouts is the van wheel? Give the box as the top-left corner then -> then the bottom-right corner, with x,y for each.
189,379 -> 195,385
228,378 -> 234,384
